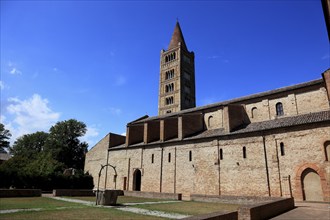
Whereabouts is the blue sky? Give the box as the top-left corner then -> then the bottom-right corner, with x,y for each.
1,0 -> 329,148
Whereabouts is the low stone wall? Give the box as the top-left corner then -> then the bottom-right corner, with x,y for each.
191,194 -> 279,205
190,195 -> 294,220
0,189 -> 41,197
53,189 -> 95,197
238,197 -> 294,220
123,190 -> 182,200
183,211 -> 238,220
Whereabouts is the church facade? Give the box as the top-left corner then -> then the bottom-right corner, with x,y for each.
85,22 -> 330,202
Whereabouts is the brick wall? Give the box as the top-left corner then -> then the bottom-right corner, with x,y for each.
84,134 -> 110,189
85,77 -> 330,201
97,124 -> 329,201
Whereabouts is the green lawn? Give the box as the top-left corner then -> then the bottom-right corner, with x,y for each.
0,197 -> 165,220
0,206 -> 165,220
0,196 -> 240,219
0,197 -> 83,210
135,201 -> 240,216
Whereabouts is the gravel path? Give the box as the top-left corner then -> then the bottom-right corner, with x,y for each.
0,206 -> 81,214
50,196 -> 95,205
116,206 -> 189,219
0,208 -> 42,214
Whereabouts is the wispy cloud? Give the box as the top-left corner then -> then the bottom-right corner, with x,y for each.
207,55 -> 220,59
114,75 -> 127,86
207,55 -> 229,63
321,54 -> 330,60
80,125 -> 99,148
0,81 -> 8,90
9,67 -> 22,75
105,107 -> 122,115
8,62 -> 22,75
4,94 -> 61,143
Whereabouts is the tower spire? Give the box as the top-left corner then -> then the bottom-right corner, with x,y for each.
158,21 -> 196,115
168,21 -> 188,51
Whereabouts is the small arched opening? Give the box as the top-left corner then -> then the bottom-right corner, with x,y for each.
251,107 -> 257,119
133,169 -> 142,191
324,141 -> 330,161
276,102 -> 284,116
301,168 -> 323,201
208,116 -> 214,128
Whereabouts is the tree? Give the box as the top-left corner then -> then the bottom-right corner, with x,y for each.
24,152 -> 64,177
0,123 -> 11,152
45,119 -> 88,170
10,132 -> 49,159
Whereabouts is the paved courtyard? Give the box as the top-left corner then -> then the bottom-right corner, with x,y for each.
271,201 -> 330,220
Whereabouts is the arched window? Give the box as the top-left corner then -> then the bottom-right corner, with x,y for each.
151,154 -> 154,163
220,148 -> 223,160
165,56 -> 168,63
165,98 -> 170,105
280,142 -> 285,156
208,116 -> 214,128
166,96 -> 173,105
251,107 -> 257,118
243,146 -> 246,159
276,102 -> 284,116
165,84 -> 173,93
325,141 -> 330,161
168,153 -> 171,163
189,150 -> 192,161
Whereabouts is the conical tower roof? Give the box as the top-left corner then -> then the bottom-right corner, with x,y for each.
168,21 -> 188,51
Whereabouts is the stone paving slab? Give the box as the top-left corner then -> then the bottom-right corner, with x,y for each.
270,202 -> 330,220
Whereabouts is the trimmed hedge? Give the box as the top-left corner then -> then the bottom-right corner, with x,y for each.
0,171 -> 93,190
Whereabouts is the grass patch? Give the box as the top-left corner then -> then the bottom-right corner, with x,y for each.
0,197 -> 83,210
0,207 -> 166,220
135,201 -> 240,215
0,196 -> 240,219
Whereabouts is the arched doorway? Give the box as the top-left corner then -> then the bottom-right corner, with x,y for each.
301,168 -> 323,201
133,169 -> 141,191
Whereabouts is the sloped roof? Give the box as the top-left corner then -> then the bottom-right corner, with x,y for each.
168,21 -> 188,51
131,78 -> 324,124
187,110 -> 330,140
109,110 -> 330,150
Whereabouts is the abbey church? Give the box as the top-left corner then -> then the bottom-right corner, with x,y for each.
85,22 -> 330,202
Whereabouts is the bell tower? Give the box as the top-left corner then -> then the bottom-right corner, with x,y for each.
158,21 -> 196,115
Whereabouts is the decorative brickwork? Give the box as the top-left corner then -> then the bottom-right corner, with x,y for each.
294,163 -> 330,202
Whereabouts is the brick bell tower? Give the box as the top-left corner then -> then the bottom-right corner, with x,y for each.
158,21 -> 196,115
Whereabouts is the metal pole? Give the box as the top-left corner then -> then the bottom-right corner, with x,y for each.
95,164 -> 117,205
